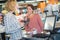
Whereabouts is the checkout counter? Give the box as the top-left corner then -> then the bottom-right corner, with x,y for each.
0,14 -> 60,40
22,15 -> 60,40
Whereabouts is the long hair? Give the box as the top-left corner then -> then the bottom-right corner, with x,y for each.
5,0 -> 17,11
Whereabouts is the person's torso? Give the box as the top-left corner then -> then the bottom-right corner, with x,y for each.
26,14 -> 42,32
52,4 -> 59,11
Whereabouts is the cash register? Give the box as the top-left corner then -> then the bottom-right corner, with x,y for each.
32,15 -> 56,40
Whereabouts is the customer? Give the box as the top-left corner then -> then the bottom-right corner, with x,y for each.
52,3 -> 59,21
4,0 -> 23,40
0,13 -> 5,40
25,4 -> 43,34
45,2 -> 52,16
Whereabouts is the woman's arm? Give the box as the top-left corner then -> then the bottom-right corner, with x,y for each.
36,14 -> 44,32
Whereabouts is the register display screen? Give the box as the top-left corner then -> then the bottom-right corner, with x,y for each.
44,16 -> 55,30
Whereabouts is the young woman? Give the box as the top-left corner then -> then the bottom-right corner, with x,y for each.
25,4 -> 44,34
4,0 -> 23,40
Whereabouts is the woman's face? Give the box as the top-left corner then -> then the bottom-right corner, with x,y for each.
27,6 -> 33,13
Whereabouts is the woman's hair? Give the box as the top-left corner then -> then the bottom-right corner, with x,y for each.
27,4 -> 34,10
5,0 -> 17,11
